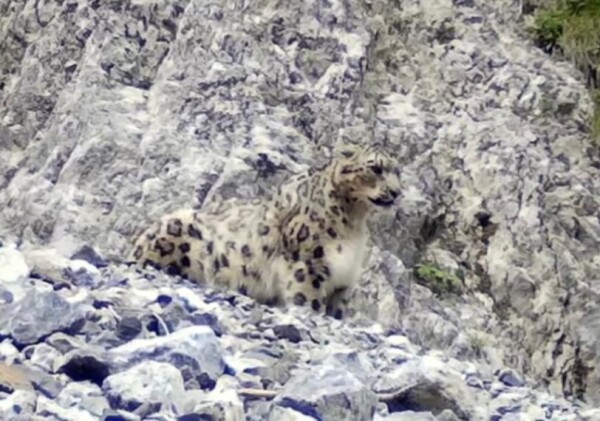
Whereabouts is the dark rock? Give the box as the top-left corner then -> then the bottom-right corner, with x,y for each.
92,299 -> 113,309
142,314 -> 164,336
104,415 -> 129,421
157,294 -> 172,307
116,317 -> 142,342
272,324 -> 302,343
62,266 -> 100,288
57,351 -> 110,386
0,288 -> 13,304
498,404 -> 521,415
102,409 -> 134,420
70,245 -> 108,268
466,376 -> 484,389
498,369 -> 525,388
178,414 -> 215,421
190,312 -> 223,337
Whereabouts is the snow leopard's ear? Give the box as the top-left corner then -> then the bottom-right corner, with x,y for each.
332,138 -> 365,161
313,141 -> 331,160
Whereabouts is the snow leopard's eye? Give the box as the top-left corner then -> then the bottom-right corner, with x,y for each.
369,165 -> 383,175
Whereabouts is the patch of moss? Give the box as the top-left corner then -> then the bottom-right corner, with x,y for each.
414,263 -> 463,296
467,332 -> 489,358
530,0 -> 600,55
592,89 -> 600,139
529,7 -> 566,53
529,0 -> 600,143
492,295 -> 513,321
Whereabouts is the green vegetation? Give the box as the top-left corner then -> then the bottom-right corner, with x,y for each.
467,331 -> 489,358
528,0 -> 600,142
414,263 -> 463,296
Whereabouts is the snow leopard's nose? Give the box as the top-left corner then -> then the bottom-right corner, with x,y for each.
389,189 -> 400,200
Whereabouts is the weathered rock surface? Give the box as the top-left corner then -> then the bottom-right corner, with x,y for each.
0,289 -> 86,346
271,366 -> 378,420
1,0 -> 600,415
102,360 -> 186,417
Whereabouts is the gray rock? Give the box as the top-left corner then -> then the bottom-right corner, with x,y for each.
109,325 -> 225,389
22,248 -> 75,286
28,343 -> 62,372
21,365 -> 64,399
0,390 -> 37,420
70,244 -> 109,268
343,247 -> 406,326
56,381 -> 110,418
36,394 -> 98,420
188,311 -> 224,337
318,350 -> 377,387
180,382 -> 245,421
115,316 -> 143,341
45,332 -> 87,354
102,361 -> 185,417
272,324 -> 303,344
241,344 -> 299,388
0,289 -> 85,346
271,366 -> 378,421
373,358 -> 486,420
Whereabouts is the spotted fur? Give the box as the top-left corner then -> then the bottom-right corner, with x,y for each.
128,143 -> 401,318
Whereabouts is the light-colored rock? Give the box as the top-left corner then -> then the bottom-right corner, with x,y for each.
0,340 -> 20,364
0,244 -> 29,291
268,406 -> 319,421
0,363 -> 33,392
0,289 -> 86,346
109,325 -> 225,387
373,356 -> 489,420
56,381 -> 110,418
0,390 -> 37,420
29,343 -> 62,373
102,361 -> 185,417
181,377 -> 245,421
36,394 -> 98,421
271,366 -> 378,421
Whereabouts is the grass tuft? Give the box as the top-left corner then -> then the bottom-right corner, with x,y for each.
414,263 -> 463,296
529,0 -> 600,143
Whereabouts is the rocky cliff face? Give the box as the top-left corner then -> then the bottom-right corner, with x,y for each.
1,0 -> 600,416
